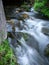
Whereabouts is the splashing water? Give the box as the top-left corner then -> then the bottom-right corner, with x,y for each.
16,18 -> 49,53
15,37 -> 49,65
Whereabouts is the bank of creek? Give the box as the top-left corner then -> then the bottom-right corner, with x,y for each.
4,6 -> 49,65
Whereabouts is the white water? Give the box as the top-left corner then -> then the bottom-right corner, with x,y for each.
16,18 -> 49,54
15,16 -> 49,65
8,11 -> 49,65
15,37 -> 46,65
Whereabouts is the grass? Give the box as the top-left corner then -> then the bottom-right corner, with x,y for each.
0,39 -> 19,65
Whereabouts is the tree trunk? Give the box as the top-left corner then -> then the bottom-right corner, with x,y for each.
0,0 -> 7,43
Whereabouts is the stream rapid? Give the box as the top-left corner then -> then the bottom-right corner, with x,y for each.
7,8 -> 49,65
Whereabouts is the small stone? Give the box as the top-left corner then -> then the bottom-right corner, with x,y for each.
16,11 -> 19,13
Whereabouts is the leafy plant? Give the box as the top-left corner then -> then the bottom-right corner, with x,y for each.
0,39 -> 19,65
34,0 -> 49,17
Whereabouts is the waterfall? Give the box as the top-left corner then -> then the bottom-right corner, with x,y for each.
7,9 -> 49,65
14,37 -> 48,65
15,17 -> 49,65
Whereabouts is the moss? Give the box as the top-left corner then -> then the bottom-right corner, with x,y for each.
34,0 -> 49,17
0,39 -> 19,65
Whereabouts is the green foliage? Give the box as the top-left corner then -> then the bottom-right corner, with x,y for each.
41,7 -> 49,17
34,0 -> 49,17
0,40 -> 19,65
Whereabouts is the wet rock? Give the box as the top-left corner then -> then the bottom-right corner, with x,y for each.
42,27 -> 49,36
20,33 -> 39,51
44,44 -> 49,57
7,20 -> 14,25
15,8 -> 23,13
21,13 -> 29,19
7,19 -> 18,24
7,19 -> 24,33
22,33 -> 29,41
26,35 -> 39,51
8,38 -> 18,48
14,20 -> 24,30
15,11 -> 19,14
7,19 -> 18,32
7,32 -> 14,38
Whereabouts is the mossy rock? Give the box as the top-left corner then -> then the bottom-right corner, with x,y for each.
44,44 -> 49,57
41,27 -> 49,36
22,14 -> 29,19
22,33 -> 29,41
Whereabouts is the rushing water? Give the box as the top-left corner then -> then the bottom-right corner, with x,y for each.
7,8 -> 49,65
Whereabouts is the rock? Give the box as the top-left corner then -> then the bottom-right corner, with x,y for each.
22,13 -> 29,19
42,27 -> 49,36
7,32 -> 14,38
7,19 -> 16,33
7,19 -> 14,24
7,19 -> 19,25
15,20 -> 24,31
15,11 -> 19,13
22,33 -> 29,41
44,44 -> 49,57
15,8 -> 23,13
